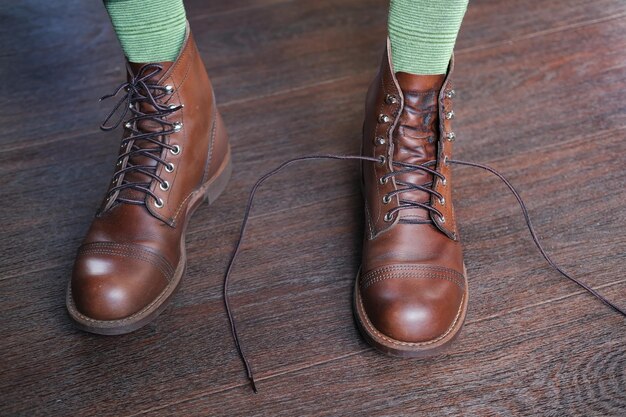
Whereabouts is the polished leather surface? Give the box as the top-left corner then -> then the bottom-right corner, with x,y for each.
359,39 -> 466,344
70,29 -> 228,322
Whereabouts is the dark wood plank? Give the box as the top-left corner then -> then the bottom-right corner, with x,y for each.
454,17 -> 626,161
159,284 -> 626,416
2,16 -> 626,282
1,0 -> 625,416
0,74 -> 372,279
185,0 -> 296,17
458,0 -> 626,51
1,132 -> 624,416
2,0 -> 625,151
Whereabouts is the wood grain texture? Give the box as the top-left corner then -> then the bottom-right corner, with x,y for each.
151,284 -> 626,417
0,0 -> 625,416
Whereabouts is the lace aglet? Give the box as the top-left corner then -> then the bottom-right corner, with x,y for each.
249,376 -> 259,394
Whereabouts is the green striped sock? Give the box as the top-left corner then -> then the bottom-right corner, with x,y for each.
103,0 -> 187,63
388,0 -> 469,75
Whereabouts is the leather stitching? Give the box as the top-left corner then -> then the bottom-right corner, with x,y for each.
78,242 -> 174,275
363,272 -> 464,291
370,74 -> 386,227
141,39 -> 194,226
361,264 -> 463,277
361,265 -> 465,290
171,188 -> 197,222
77,249 -> 173,282
168,53 -> 214,223
201,108 -> 217,185
158,43 -> 194,222
67,271 -> 179,325
432,67 -> 457,236
176,48 -> 194,89
161,32 -> 192,87
357,284 -> 465,347
361,264 -> 464,279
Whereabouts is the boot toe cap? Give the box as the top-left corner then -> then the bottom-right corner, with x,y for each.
69,243 -> 173,321
360,265 -> 466,343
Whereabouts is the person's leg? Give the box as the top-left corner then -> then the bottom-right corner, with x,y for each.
67,1 -> 231,334
355,1 -> 469,356
103,0 -> 187,62
388,0 -> 468,74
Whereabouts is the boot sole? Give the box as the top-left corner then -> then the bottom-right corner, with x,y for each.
353,265 -> 468,358
66,138 -> 232,336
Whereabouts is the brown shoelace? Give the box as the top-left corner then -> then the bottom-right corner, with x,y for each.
380,159 -> 445,224
223,154 -> 626,393
99,64 -> 182,209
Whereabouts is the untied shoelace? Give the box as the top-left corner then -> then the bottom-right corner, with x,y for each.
222,154 -> 626,393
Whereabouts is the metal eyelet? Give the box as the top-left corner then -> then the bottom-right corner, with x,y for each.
439,197 -> 445,205
124,122 -> 132,129
165,163 -> 175,173
385,94 -> 398,104
441,177 -> 447,186
164,85 -> 174,94
170,144 -> 181,155
384,212 -> 394,222
379,177 -> 388,185
445,111 -> 455,120
446,132 -> 456,141
378,114 -> 391,124
382,195 -> 391,204
173,122 -> 183,132
443,156 -> 449,166
378,155 -> 386,165
154,197 -> 164,208
374,136 -> 386,146
439,215 -> 446,224
446,89 -> 456,99
159,181 -> 170,191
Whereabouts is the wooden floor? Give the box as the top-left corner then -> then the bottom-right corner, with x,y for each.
1,0 -> 625,415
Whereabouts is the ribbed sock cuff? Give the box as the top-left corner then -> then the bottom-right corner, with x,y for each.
104,0 -> 187,63
388,0 -> 469,75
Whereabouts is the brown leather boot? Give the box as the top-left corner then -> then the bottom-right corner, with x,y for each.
354,39 -> 467,356
66,27 -> 231,335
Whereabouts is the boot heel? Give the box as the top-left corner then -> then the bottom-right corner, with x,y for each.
205,151 -> 232,205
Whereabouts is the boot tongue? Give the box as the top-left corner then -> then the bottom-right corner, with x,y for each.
396,72 -> 445,91
392,72 -> 445,222
118,61 -> 174,203
128,61 -> 174,81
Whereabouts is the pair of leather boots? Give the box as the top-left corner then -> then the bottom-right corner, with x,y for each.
68,29 -> 466,357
